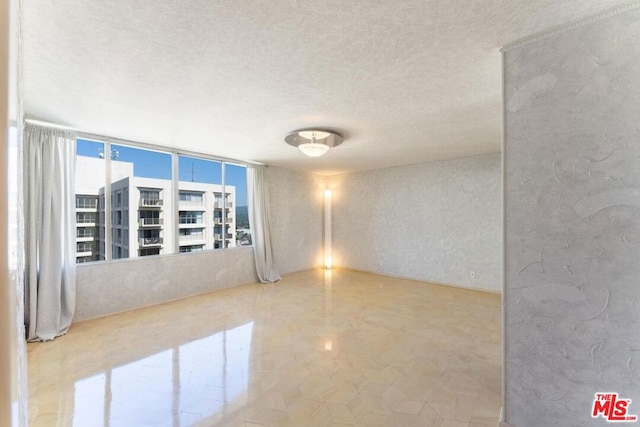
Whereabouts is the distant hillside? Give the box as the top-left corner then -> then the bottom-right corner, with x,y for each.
236,206 -> 249,228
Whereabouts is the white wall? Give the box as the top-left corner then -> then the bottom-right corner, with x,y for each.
329,154 -> 502,292
266,166 -> 326,275
75,247 -> 256,321
503,5 -> 640,426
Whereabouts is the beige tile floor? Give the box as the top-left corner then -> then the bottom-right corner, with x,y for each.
28,268 -> 502,427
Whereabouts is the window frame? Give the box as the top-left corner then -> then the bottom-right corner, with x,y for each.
75,133 -> 252,264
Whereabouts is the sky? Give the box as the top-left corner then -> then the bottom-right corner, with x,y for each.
77,139 -> 248,206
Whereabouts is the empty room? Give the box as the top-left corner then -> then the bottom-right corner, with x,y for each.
1,1 -> 639,427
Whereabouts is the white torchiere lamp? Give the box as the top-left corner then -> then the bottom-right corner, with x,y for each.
324,189 -> 333,269
284,129 -> 343,157
284,129 -> 341,268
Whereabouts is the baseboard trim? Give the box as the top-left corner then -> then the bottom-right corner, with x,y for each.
498,406 -> 513,427
336,267 -> 502,295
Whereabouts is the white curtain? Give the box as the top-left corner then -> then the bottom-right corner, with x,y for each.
24,124 -> 77,341
247,164 -> 281,283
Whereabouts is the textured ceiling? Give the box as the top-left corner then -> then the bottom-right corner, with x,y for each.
22,0 -> 629,175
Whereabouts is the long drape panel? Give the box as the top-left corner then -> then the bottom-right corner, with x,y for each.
24,124 -> 77,341
247,164 -> 281,283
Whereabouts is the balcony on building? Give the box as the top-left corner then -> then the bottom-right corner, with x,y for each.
179,233 -> 206,245
76,228 -> 97,242
139,237 -> 163,247
76,242 -> 95,257
139,217 -> 163,227
75,197 -> 99,211
179,222 -> 205,229
76,202 -> 98,209
139,198 -> 163,208
76,215 -> 97,227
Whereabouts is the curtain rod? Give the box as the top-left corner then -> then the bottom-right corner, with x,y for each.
24,118 -> 265,166
25,119 -> 77,131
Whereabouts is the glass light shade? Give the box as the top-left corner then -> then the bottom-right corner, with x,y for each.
285,129 -> 343,157
298,142 -> 330,157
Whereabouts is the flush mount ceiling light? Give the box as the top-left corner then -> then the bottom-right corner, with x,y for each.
285,130 -> 343,157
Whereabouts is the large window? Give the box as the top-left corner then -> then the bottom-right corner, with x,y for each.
225,163 -> 251,247
75,139 -> 106,263
74,137 -> 250,263
112,144 -> 172,259
178,155 -> 226,249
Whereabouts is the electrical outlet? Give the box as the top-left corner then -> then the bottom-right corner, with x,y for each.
470,271 -> 476,279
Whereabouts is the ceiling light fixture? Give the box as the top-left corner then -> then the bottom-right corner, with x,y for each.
285,129 -> 343,157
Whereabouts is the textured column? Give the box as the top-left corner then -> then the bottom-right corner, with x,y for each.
503,5 -> 640,426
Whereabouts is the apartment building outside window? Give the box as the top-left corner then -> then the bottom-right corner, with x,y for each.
136,186 -> 165,257
75,138 -> 250,263
75,192 -> 101,263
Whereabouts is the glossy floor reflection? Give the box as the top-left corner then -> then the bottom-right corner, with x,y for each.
28,268 -> 501,427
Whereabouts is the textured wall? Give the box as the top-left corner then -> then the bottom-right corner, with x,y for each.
74,165 -> 324,321
503,7 -> 640,426
329,154 -> 502,292
266,166 -> 326,275
75,247 -> 257,321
